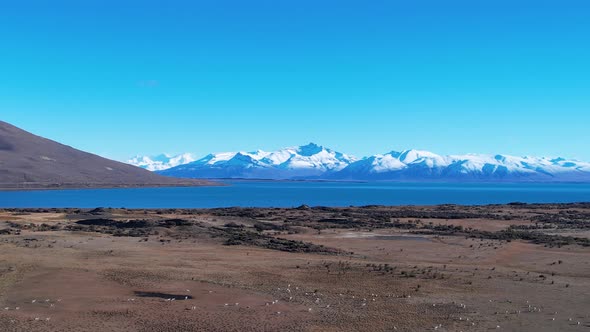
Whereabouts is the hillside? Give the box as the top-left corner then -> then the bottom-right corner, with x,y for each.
0,121 -> 214,189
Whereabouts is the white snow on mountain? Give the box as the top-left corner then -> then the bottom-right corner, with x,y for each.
152,143 -> 356,179
370,154 -> 407,172
337,149 -> 590,181
127,153 -> 196,171
127,146 -> 590,182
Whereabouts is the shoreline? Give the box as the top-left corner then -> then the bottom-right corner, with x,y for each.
0,181 -> 223,192
2,201 -> 590,211
2,178 -> 590,191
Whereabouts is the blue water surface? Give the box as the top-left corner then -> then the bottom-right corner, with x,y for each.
0,181 -> 589,208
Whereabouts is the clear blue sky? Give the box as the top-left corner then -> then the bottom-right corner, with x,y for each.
1,0 -> 589,161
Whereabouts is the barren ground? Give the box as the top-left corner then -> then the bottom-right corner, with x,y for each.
0,203 -> 589,331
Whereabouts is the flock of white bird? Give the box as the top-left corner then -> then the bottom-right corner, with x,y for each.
3,297 -> 61,324
2,287 -> 586,330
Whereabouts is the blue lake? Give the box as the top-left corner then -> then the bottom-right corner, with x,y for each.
1,181 -> 590,208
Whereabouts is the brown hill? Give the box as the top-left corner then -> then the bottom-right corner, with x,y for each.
0,121 -> 215,189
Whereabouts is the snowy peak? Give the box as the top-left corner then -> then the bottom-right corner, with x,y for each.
297,142 -> 324,156
127,146 -> 590,182
397,149 -> 450,168
336,151 -> 590,181
398,149 -> 437,163
281,143 -> 355,171
151,144 -> 357,179
370,154 -> 407,172
127,153 -> 196,171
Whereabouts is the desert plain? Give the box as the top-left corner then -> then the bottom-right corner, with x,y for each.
0,203 -> 588,331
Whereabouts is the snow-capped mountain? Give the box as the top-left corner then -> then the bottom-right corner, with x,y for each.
156,143 -> 356,179
127,146 -> 590,182
331,150 -> 590,182
127,153 -> 197,171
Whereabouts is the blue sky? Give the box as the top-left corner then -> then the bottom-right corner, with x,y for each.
1,0 -> 589,161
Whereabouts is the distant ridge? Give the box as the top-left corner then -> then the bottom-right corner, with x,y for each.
130,145 -> 590,183
156,143 -> 356,180
0,121 -> 215,189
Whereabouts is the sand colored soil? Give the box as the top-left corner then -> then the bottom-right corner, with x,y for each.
0,204 -> 589,331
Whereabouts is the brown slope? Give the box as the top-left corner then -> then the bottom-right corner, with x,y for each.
0,120 -> 216,189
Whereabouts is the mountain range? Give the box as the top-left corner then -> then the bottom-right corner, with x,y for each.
155,143 -> 356,179
128,144 -> 590,182
0,121 -> 214,189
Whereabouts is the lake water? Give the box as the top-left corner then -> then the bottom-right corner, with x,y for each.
1,181 -> 589,208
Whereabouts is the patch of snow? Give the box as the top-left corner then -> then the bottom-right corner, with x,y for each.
127,153 -> 197,171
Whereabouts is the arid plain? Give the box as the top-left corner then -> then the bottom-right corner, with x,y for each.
0,204 -> 588,331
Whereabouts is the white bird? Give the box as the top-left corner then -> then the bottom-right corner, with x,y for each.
32,299 -> 37,303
